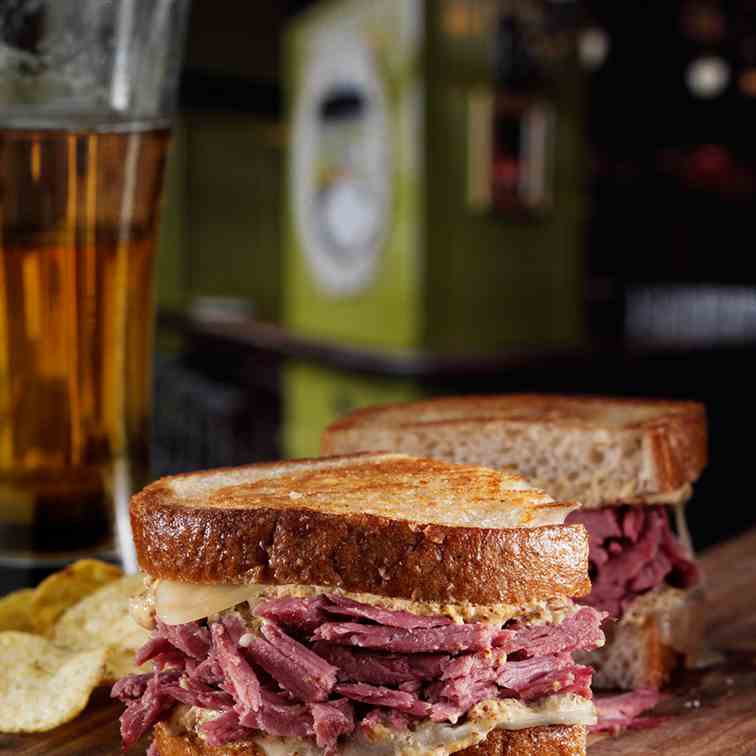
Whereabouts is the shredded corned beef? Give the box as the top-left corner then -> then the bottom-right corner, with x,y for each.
313,642 -> 448,686
311,620 -> 499,654
238,690 -> 315,737
591,689 -> 666,734
113,595 -> 604,753
322,594 -> 454,629
496,605 -> 605,656
211,621 -> 263,714
335,682 -> 432,716
566,505 -> 699,618
157,618 -> 211,658
202,709 -> 249,747
361,706 -> 414,732
117,672 -> 177,749
518,665 -> 594,701
111,669 -> 182,702
246,620 -> 338,702
255,595 -> 331,632
312,699 -> 355,749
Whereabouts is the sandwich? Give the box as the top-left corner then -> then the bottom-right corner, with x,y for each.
113,452 -> 605,755
322,396 -> 706,691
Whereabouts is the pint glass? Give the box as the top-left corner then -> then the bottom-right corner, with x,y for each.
0,0 -> 190,570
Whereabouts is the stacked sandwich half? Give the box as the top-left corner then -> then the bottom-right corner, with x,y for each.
323,395 -> 706,692
114,453 -> 605,755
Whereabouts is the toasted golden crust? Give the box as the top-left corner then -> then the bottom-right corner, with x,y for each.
154,724 -> 264,755
642,621 -> 679,690
152,723 -> 586,756
131,453 -> 590,605
133,454 -> 573,528
132,503 -> 590,605
323,395 -> 704,438
642,407 -> 707,494
321,395 -> 707,504
459,725 -> 586,756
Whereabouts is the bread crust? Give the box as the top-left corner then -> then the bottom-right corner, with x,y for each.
321,394 -> 707,499
641,619 -> 679,690
154,724 -> 264,755
153,723 -> 586,756
586,610 -> 681,691
459,724 -> 586,756
642,406 -> 707,493
131,499 -> 590,604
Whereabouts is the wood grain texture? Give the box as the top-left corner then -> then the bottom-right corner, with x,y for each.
589,658 -> 756,756
696,528 -> 756,653
0,690 -> 138,755
2,528 -> 755,756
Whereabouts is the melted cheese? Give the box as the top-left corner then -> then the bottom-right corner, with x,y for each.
150,578 -> 578,627
129,576 -> 157,629
190,694 -> 595,756
154,580 -> 258,626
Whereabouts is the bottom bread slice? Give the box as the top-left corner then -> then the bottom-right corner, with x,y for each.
578,585 -> 704,690
153,723 -> 587,756
581,615 -> 678,690
458,724 -> 586,756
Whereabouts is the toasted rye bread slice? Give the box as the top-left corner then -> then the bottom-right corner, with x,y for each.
577,585 -> 704,690
581,614 -> 679,691
131,453 -> 589,605
321,395 -> 707,508
460,725 -> 586,756
153,723 -> 587,756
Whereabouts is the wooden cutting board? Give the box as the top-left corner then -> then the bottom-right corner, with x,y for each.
2,529 -> 756,756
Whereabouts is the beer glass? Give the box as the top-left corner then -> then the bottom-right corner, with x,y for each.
0,0 -> 190,573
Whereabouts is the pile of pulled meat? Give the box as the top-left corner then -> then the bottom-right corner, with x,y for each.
113,595 -> 604,754
566,505 -> 699,619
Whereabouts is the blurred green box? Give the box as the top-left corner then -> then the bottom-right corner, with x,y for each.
285,0 -> 586,354
283,0 -> 588,457
283,363 -> 422,462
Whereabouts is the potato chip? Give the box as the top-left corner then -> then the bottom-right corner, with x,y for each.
31,559 -> 123,635
0,631 -> 106,732
53,574 -> 149,681
0,589 -> 35,633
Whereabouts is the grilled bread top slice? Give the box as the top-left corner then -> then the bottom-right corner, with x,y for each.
321,395 -> 707,508
131,453 -> 589,605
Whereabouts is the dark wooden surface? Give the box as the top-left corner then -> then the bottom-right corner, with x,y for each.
2,529 -> 756,755
0,689 -> 129,755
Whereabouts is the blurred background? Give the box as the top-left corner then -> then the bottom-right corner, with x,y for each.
151,0 -> 755,550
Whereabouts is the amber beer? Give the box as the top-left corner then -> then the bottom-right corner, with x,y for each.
0,125 -> 170,561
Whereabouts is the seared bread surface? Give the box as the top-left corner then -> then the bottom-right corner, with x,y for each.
321,396 -> 707,508
459,724 -> 586,755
